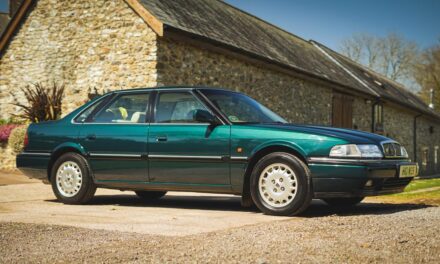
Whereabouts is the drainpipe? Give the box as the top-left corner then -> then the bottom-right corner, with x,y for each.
413,114 -> 423,162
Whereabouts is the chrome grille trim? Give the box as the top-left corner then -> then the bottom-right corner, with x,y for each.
381,141 -> 404,158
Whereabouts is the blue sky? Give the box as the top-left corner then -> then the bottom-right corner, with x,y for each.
225,0 -> 440,50
1,0 -> 439,50
0,0 -> 6,13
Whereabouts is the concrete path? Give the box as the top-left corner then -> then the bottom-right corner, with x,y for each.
0,172 -> 287,236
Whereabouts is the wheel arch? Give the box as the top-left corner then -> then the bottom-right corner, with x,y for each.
241,143 -> 308,205
47,143 -> 87,181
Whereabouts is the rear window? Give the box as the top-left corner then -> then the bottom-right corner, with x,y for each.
92,93 -> 150,123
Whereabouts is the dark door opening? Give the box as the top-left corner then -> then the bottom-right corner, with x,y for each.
332,92 -> 353,129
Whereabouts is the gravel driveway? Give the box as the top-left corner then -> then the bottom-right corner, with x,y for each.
1,174 -> 439,263
1,201 -> 439,263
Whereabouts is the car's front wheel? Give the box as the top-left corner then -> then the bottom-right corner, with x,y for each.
51,153 -> 96,204
323,197 -> 364,207
250,152 -> 312,216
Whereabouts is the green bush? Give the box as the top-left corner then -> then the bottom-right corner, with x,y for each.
8,125 -> 28,154
0,118 -> 24,125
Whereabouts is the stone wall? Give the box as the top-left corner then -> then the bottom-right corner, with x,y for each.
0,0 -> 158,119
383,104 -> 415,159
381,104 -> 440,175
352,97 -> 372,132
156,39 -> 333,125
416,117 -> 440,175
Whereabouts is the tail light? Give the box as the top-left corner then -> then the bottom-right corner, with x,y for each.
23,130 -> 29,148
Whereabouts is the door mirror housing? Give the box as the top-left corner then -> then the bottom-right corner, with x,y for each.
194,109 -> 218,124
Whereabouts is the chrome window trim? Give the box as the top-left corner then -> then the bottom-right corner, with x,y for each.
71,89 -> 229,126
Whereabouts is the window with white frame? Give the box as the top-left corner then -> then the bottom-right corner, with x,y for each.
435,146 -> 439,166
422,147 -> 429,170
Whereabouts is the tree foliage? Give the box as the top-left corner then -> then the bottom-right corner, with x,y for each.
340,33 -> 419,90
413,41 -> 440,110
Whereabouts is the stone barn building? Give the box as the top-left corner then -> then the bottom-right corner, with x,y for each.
0,0 -> 439,175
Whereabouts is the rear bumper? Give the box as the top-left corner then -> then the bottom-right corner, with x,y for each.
16,152 -> 51,183
308,157 -> 416,198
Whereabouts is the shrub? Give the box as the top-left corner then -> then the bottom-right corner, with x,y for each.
8,125 -> 28,154
0,118 -> 24,125
0,124 -> 20,143
13,82 -> 65,123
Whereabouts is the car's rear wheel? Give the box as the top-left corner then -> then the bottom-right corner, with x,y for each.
135,191 -> 167,201
51,153 -> 96,204
323,197 -> 364,207
250,152 -> 312,216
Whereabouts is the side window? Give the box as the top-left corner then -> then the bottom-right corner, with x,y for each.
155,92 -> 209,123
75,99 -> 103,123
211,95 -> 261,123
92,93 -> 150,123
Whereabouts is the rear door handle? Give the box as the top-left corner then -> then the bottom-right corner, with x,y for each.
86,134 -> 96,141
156,136 -> 168,142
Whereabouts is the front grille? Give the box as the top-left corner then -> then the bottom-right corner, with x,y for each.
382,142 -> 403,158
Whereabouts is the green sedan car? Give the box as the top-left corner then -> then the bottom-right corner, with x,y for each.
17,87 -> 418,216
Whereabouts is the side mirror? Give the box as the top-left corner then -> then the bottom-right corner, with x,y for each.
194,109 -> 218,124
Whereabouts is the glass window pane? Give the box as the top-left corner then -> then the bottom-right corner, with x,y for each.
75,99 -> 103,123
92,93 -> 149,123
201,89 -> 286,124
155,92 -> 208,123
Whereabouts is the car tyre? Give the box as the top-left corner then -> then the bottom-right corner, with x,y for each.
323,197 -> 364,207
51,152 -> 96,204
250,152 -> 312,216
135,191 -> 167,201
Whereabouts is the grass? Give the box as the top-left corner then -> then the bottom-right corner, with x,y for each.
402,178 -> 440,192
369,178 -> 440,206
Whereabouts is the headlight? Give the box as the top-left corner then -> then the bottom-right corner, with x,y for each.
329,144 -> 383,158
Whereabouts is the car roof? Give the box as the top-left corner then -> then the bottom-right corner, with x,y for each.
106,86 -> 235,95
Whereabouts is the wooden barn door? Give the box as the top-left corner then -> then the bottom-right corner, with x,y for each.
332,93 -> 353,128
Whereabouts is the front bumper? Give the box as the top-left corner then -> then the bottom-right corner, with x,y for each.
308,157 -> 417,198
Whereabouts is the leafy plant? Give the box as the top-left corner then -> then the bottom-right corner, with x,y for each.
8,125 -> 28,153
13,83 -> 65,123
88,87 -> 103,100
0,124 -> 20,143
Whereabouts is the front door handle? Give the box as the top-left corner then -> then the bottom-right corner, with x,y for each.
86,134 -> 96,141
156,136 -> 168,142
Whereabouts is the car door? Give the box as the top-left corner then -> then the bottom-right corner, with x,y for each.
148,90 -> 231,187
78,92 -> 151,183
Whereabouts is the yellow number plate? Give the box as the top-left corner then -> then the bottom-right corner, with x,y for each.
399,165 -> 418,178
